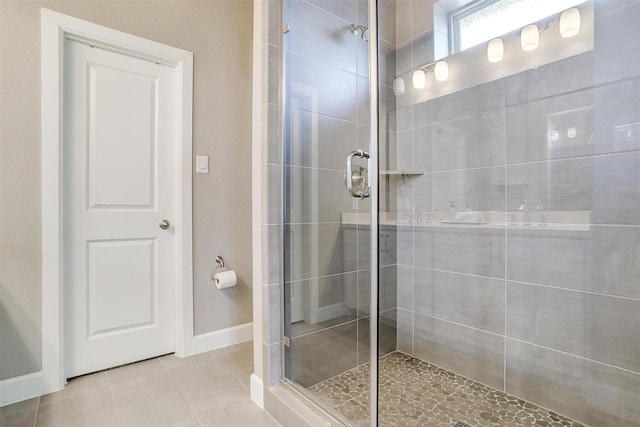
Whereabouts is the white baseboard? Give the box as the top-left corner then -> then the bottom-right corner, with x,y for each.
192,322 -> 253,354
0,371 -> 42,407
250,373 -> 264,408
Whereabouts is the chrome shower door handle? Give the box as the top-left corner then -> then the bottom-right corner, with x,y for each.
345,149 -> 370,199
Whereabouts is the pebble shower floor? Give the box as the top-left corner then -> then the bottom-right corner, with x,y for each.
309,352 -> 587,427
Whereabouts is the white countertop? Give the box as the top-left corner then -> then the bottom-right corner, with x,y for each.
341,211 -> 592,232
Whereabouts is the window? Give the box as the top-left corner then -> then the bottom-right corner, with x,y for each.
450,0 -> 588,53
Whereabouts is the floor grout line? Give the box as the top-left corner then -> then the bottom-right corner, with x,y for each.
106,383 -> 122,427
33,396 -> 40,427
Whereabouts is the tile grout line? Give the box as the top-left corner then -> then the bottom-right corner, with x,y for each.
107,378 -> 123,427
506,278 -> 640,303
506,337 -> 640,378
410,73 -> 640,127
412,308 -> 640,377
158,355 -> 204,426
291,317 -> 361,340
33,396 -> 41,427
504,113 -> 509,393
407,264 -> 640,304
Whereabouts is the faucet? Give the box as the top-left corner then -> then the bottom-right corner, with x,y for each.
405,211 -> 413,224
448,201 -> 456,220
426,213 -> 433,224
411,207 -> 422,224
519,191 -> 530,225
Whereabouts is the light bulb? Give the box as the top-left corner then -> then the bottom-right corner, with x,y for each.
567,127 -> 577,138
412,69 -> 426,89
560,8 -> 580,38
487,38 -> 504,63
434,61 -> 448,82
521,24 -> 539,51
393,77 -> 405,95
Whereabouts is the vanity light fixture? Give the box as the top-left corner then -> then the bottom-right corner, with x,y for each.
393,77 -> 406,95
559,8 -> 581,38
487,38 -> 504,63
412,70 -> 426,89
434,61 -> 449,81
521,24 -> 539,51
412,60 -> 449,89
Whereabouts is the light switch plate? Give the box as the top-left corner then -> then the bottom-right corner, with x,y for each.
196,155 -> 209,174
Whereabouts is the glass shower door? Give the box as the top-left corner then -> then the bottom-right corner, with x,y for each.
280,0 -> 640,426
281,0 -> 377,424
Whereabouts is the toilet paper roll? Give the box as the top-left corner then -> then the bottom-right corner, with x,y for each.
214,269 -> 237,289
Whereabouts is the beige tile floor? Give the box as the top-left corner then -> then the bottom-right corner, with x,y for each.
0,342 -> 280,427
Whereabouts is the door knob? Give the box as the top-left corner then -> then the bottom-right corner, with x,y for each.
159,220 -> 170,230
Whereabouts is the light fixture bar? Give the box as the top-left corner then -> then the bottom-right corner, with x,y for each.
411,60 -> 449,88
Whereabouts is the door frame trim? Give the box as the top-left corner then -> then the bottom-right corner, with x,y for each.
41,8 -> 194,394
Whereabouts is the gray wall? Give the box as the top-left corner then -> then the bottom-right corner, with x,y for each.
0,0 -> 253,382
395,1 -> 640,426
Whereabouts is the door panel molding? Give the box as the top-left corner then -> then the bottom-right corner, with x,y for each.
86,238 -> 156,337
41,8 -> 194,395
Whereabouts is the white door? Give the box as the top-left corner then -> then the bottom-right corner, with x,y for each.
64,39 -> 176,378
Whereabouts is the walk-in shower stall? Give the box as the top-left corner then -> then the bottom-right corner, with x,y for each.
269,0 -> 640,425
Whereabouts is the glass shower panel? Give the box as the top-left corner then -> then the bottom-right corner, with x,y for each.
381,0 -> 640,426
282,0 -> 374,424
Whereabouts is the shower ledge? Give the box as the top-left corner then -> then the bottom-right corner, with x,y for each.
379,170 -> 425,176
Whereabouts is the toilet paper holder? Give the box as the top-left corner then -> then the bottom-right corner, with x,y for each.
212,255 -> 226,279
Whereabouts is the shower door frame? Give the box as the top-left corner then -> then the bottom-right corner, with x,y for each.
366,0 -> 380,425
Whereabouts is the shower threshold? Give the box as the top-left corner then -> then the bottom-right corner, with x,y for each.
308,352 -> 587,427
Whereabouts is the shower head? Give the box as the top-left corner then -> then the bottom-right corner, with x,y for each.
349,24 -> 369,41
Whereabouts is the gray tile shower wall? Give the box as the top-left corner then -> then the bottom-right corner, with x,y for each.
261,0 -> 284,389
397,1 -> 640,425
414,268 -> 505,335
284,109 -> 359,169
506,282 -> 640,374
413,314 -> 505,391
284,223 -> 358,282
506,339 -> 640,427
